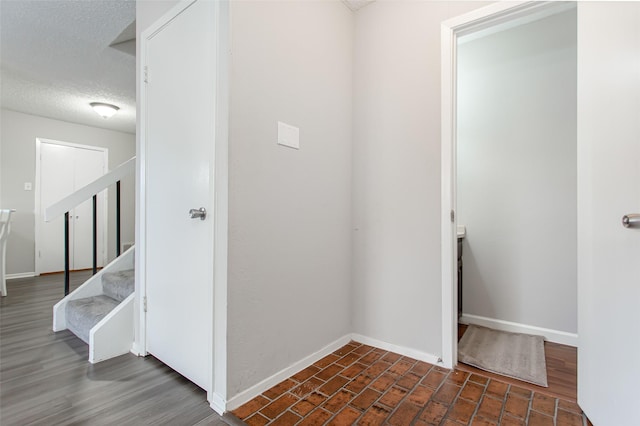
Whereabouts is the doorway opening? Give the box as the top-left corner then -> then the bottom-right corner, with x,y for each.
441,1 -> 578,390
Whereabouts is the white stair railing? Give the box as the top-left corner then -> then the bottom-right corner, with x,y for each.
0,209 -> 16,296
45,157 -> 135,295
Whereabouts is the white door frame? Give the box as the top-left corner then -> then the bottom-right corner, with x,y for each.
440,1 -> 568,369
34,137 -> 108,275
136,0 -> 229,413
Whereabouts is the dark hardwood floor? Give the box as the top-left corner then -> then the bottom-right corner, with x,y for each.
457,323 -> 578,402
0,272 -> 232,425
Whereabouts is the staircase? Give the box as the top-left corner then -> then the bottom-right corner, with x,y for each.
48,158 -> 137,364
53,246 -> 135,363
66,269 -> 134,344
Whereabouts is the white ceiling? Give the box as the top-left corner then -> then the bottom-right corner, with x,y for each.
1,0 -> 136,134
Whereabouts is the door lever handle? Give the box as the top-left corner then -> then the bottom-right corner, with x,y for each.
189,207 -> 207,220
622,213 -> 640,228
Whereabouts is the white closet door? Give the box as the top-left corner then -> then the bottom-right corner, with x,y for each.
39,143 -> 75,274
72,148 -> 107,270
37,141 -> 107,274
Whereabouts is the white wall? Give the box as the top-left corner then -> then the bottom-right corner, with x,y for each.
227,0 -> 353,398
0,109 -> 135,275
136,0 -> 581,406
352,1 -> 489,359
457,9 -> 577,334
135,0 -> 177,39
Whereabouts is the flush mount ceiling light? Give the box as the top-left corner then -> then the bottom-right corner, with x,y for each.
90,102 -> 120,119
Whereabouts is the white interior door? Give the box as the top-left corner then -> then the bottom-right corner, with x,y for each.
72,148 -> 107,269
143,0 -> 215,391
39,143 -> 75,274
37,141 -> 107,274
577,3 -> 640,424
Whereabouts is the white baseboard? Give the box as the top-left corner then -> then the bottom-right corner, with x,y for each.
225,334 -> 352,411
351,334 -> 443,366
130,344 -> 144,357
225,333 -> 444,413
460,313 -> 578,347
6,272 -> 35,280
210,392 -> 226,415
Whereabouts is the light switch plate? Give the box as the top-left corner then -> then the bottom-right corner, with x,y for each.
24,182 -> 32,191
277,121 -> 299,149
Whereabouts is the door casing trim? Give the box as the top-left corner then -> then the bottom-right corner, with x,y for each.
137,0 -> 230,412
440,0 -> 571,368
34,137 -> 108,276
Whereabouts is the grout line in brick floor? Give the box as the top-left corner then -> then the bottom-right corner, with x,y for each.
332,349 -> 421,425
400,367 -> 432,421
524,387 -> 534,424
327,346 -> 382,425
289,341 -> 377,425
464,373 -> 489,425
333,345 -> 381,408
373,355 -> 423,424
300,366 -> 358,421
434,370 -> 466,425
363,350 -> 426,424
410,366 -> 458,425
502,383 -> 515,424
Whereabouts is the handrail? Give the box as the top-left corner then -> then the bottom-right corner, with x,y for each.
44,157 -> 135,295
0,209 -> 16,226
1,209 -> 16,296
45,157 -> 135,222
0,209 -> 16,244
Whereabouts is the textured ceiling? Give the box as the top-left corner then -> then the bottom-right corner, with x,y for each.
1,0 -> 136,134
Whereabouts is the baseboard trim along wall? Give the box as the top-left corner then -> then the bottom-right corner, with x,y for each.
129,343 -> 144,358
351,334 -> 442,366
210,392 -> 226,416
459,313 -> 578,347
6,272 -> 36,280
224,333 -> 443,412
225,334 -> 353,411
